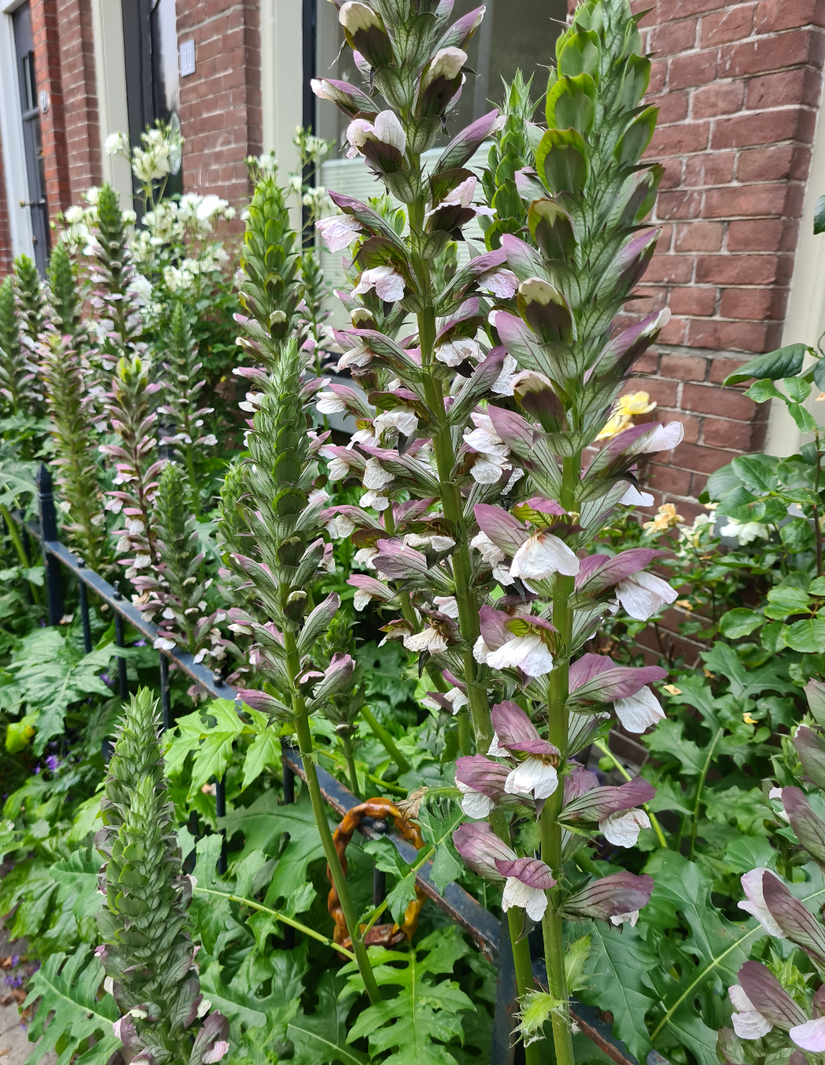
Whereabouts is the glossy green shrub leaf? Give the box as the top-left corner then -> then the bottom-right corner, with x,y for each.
724,343 -> 808,385
719,608 -> 763,639
815,193 -> 825,235
783,618 -> 825,653
745,379 -> 784,403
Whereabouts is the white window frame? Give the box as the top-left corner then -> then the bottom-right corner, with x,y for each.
767,73 -> 825,456
0,0 -> 34,262
88,0 -> 132,206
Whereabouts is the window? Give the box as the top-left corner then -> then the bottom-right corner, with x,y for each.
12,1 -> 49,274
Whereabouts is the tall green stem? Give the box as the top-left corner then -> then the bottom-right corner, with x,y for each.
360,704 -> 411,774
538,454 -> 580,1065
507,910 -> 541,1065
284,628 -> 381,1004
1,503 -> 42,605
340,733 -> 361,798
407,188 -> 489,755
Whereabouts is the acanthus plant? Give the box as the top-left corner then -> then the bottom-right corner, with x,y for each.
219,171 -> 385,1003
136,460 -> 229,679
96,687 -> 230,1065
719,679 -> 825,1065
158,302 -> 217,517
312,0 -> 679,1057
0,273 -> 38,420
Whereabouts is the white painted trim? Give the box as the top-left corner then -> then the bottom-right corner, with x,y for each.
0,0 -> 26,14
768,71 -> 825,457
89,0 -> 132,206
0,8 -> 33,261
260,0 -> 302,227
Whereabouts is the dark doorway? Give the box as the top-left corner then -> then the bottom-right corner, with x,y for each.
12,1 -> 49,276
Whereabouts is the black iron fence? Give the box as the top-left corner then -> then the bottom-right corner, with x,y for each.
8,462 -> 646,1065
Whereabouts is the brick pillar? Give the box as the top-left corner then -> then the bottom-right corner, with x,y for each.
177,0 -> 262,210
627,0 -> 825,517
30,0 -> 72,223
29,0 -> 101,223
56,0 -> 102,203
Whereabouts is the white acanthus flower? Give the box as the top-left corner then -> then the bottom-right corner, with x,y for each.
613,686 -> 665,733
610,910 -> 640,927
354,546 -> 379,569
464,412 -> 510,484
615,570 -> 678,621
316,391 -> 347,415
373,407 -> 419,437
599,809 -> 651,847
729,985 -> 773,1041
491,354 -> 519,397
505,757 -> 559,801
456,780 -> 495,819
620,484 -> 655,507
336,514 -> 356,538
326,456 -> 352,481
738,868 -> 786,938
316,214 -> 362,253
404,533 -> 455,552
404,626 -> 448,654
486,634 -> 554,678
353,265 -> 405,303
510,531 -> 580,581
423,47 -> 467,88
362,458 -> 393,491
433,595 -> 459,618
502,875 -> 548,922
360,489 -> 390,511
435,336 -> 479,367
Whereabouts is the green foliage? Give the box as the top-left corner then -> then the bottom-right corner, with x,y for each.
14,254 -> 46,358
23,948 -> 120,1065
97,688 -> 229,1065
41,331 -> 109,571
0,626 -> 115,754
344,928 -> 477,1064
480,71 -> 539,249
47,241 -> 85,343
0,274 -> 36,417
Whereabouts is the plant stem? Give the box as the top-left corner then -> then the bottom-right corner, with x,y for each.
284,628 -> 382,1004
593,739 -> 667,848
814,432 -> 823,578
407,187 -> 489,754
507,909 -> 542,1065
193,886 -> 356,960
1,503 -> 42,605
360,705 -> 412,773
538,454 -> 580,1065
340,733 -> 361,797
688,727 -> 722,861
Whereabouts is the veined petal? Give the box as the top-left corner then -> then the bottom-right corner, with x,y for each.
614,686 -> 665,733
510,531 -> 580,580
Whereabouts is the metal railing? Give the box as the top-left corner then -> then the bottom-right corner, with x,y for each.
7,462 -> 642,1065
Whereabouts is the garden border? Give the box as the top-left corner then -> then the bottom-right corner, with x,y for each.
8,462 -> 646,1065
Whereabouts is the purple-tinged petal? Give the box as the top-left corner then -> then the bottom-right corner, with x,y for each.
453,821 -> 515,880
791,1018 -> 825,1054
372,538 -> 430,580
600,308 -> 670,375
494,856 -> 556,890
563,764 -> 600,802
794,725 -> 825,790
563,872 -> 654,921
574,549 -> 661,593
501,233 -> 547,282
478,606 -> 509,652
490,700 -> 540,748
237,690 -> 285,716
762,872 -> 825,961
435,110 -> 502,173
474,504 -> 530,555
568,653 -> 667,702
561,777 -> 655,823
485,404 -> 536,451
455,755 -> 510,800
781,787 -> 825,863
738,961 -> 808,1031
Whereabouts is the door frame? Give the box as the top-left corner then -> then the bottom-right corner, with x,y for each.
0,0 -> 34,262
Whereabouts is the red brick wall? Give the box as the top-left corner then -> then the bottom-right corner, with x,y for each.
627,0 -> 825,517
55,0 -> 102,203
30,0 -> 71,223
177,0 -> 262,208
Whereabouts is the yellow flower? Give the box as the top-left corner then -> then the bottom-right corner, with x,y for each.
743,712 -> 758,725
817,392 -> 825,402
595,412 -> 632,440
643,502 -> 684,533
663,684 -> 682,695
617,390 -> 657,416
